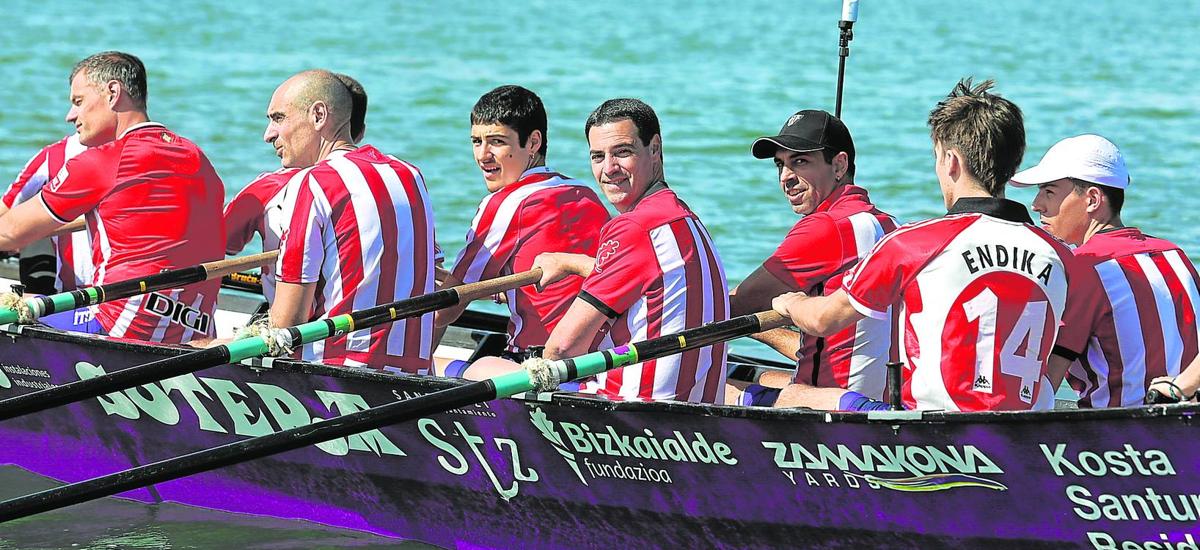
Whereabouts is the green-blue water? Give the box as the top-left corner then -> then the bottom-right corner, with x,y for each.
1,0 -> 1197,546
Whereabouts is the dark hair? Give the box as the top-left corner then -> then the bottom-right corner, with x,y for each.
584,98 -> 660,147
70,51 -> 148,108
333,73 -> 368,143
1069,178 -> 1125,215
927,78 -> 1025,196
470,85 -> 547,156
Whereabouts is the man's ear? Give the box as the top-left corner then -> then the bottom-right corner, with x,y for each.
310,100 -> 329,130
525,129 -> 543,154
650,134 -> 662,157
1084,185 -> 1105,213
945,148 -> 963,181
105,80 -> 122,108
833,151 -> 849,180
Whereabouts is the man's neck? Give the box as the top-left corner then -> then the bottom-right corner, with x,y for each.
317,136 -> 357,162
944,178 -> 994,210
1082,214 -> 1125,244
114,111 -> 151,138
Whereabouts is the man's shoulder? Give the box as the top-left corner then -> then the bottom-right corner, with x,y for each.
1076,227 -> 1187,263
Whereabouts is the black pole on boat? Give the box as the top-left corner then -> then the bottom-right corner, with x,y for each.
886,361 -> 903,409
0,269 -> 543,423
833,0 -> 859,118
0,310 -> 789,522
0,251 -> 278,325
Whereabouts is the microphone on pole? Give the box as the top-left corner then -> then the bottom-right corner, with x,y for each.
834,0 -> 860,118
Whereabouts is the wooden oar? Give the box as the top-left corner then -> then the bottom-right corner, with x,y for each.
0,251 -> 278,325
0,310 -> 786,522
0,269 -> 542,422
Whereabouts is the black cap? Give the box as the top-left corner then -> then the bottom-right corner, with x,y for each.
751,110 -> 855,165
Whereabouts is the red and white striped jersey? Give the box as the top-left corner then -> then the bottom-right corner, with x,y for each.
40,123 -> 225,344
577,184 -> 729,403
3,134 -> 92,291
1056,228 -> 1200,407
761,184 -> 898,398
277,145 -> 436,373
842,198 -> 1075,412
452,167 -> 611,351
223,167 -> 300,302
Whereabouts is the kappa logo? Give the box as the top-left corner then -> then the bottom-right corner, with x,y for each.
973,375 -> 992,391
787,113 -> 805,127
594,239 -> 620,274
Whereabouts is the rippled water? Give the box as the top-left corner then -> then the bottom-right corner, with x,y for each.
0,0 -> 1197,545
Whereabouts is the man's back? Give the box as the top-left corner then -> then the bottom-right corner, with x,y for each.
277,145 -> 435,373
578,185 -> 729,403
223,167 -> 301,302
1062,227 -> 1200,407
843,199 -> 1073,411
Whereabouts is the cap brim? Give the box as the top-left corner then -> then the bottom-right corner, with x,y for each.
751,136 -> 824,159
1009,163 -> 1066,188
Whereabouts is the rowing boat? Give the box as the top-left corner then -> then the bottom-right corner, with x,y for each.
0,264 -> 1197,548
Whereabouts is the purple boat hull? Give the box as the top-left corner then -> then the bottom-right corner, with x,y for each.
1,322 -> 1198,549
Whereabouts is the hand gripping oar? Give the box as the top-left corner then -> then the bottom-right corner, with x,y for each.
0,268 -> 543,422
0,251 -> 279,325
0,310 -> 787,522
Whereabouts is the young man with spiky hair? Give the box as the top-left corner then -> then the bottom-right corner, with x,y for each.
0,51 -> 225,344
434,85 -> 610,368
772,79 -> 1078,412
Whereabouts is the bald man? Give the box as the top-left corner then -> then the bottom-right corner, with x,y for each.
265,70 -> 438,373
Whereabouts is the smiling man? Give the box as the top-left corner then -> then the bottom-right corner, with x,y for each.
1012,134 -> 1200,407
265,69 -> 436,372
728,110 -> 897,408
466,98 -> 729,403
434,85 -> 609,367
0,51 -> 225,344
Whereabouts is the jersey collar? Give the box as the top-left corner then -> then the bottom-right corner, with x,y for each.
947,197 -> 1034,224
117,121 -> 167,140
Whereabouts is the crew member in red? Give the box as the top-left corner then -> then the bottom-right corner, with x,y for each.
466,99 -> 729,403
2,134 -> 93,295
434,85 -> 610,369
0,51 -> 225,344
223,73 -> 372,302
1013,134 -> 1200,407
267,69 -> 437,373
772,79 -> 1078,412
728,110 -> 897,408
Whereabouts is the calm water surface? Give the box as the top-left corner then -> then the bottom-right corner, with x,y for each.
0,0 -> 1197,546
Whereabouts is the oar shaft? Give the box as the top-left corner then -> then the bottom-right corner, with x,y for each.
0,379 -> 498,522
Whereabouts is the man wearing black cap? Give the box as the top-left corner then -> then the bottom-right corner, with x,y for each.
728,109 -> 897,408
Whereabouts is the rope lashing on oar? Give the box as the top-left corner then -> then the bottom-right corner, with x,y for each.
0,292 -> 33,324
0,309 -> 788,522
234,320 -> 293,357
0,268 -> 543,422
0,251 -> 279,325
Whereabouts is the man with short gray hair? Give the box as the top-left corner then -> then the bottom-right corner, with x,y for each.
0,50 -> 226,344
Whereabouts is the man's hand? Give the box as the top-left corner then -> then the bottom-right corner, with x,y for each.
771,291 -> 809,320
532,252 -> 595,289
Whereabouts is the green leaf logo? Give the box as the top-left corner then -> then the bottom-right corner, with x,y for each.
530,407 -> 587,485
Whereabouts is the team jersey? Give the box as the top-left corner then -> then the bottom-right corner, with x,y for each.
842,198 -> 1075,412
277,145 -> 436,373
578,184 -> 729,403
3,134 -> 92,291
40,123 -> 225,344
1055,228 -> 1200,407
761,184 -> 898,398
223,167 -> 300,302
451,166 -> 611,351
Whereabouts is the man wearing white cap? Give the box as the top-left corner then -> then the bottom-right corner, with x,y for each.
1013,134 -> 1200,408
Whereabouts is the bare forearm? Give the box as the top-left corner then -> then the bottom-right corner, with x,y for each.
749,327 -> 801,361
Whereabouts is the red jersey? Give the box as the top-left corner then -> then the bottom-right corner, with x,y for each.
1055,228 -> 1200,407
578,184 -> 729,404
40,123 -> 225,343
761,184 -> 898,398
451,167 -> 610,351
842,198 -> 1074,411
277,145 -> 435,373
3,134 -> 92,291
223,167 -> 300,302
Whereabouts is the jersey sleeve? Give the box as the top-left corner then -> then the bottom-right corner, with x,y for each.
450,198 -> 516,285
762,214 -> 846,291
277,175 -> 327,285
841,231 -> 922,320
222,178 -> 271,255
4,148 -> 49,208
39,149 -> 112,223
579,217 -> 656,318
1052,256 -> 1103,358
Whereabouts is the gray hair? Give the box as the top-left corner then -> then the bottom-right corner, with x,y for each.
70,51 -> 148,107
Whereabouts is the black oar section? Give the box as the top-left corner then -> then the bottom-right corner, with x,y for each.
0,269 -> 541,423
0,309 -> 790,522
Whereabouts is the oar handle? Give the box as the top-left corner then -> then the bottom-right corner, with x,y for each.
454,268 -> 542,303
201,251 -> 279,279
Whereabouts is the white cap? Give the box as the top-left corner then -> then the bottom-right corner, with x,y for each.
1010,134 -> 1130,189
